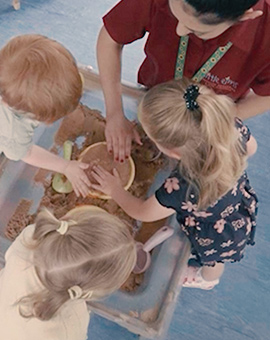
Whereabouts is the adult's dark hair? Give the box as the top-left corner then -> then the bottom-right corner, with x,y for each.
185,0 -> 260,24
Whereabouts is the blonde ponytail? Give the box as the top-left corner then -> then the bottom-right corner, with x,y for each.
194,86 -> 247,208
139,79 -> 247,209
19,207 -> 136,321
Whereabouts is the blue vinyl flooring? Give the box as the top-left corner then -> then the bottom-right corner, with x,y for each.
0,1 -> 269,339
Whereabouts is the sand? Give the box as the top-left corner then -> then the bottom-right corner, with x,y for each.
5,104 -> 168,291
79,142 -> 134,198
5,199 -> 34,240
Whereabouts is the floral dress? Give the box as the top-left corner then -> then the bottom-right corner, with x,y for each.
155,119 -> 258,267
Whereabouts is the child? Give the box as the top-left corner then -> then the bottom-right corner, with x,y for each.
91,79 -> 258,290
0,34 -> 90,197
0,205 -> 136,339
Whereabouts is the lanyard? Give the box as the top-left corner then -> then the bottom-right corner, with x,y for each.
174,36 -> 233,82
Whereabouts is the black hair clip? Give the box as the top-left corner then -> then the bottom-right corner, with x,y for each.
183,84 -> 200,111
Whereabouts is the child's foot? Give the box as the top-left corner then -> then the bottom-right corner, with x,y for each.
182,269 -> 219,290
12,0 -> 20,10
184,265 -> 200,283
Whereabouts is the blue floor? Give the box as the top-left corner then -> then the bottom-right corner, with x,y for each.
0,1 -> 270,339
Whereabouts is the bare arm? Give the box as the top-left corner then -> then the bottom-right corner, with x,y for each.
236,91 -> 270,120
96,26 -> 141,162
22,145 -> 91,197
246,135 -> 257,157
97,26 -> 124,125
111,188 -> 174,222
91,166 -> 175,222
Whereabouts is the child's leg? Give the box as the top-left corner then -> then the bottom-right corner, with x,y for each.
182,263 -> 224,290
201,262 -> 224,281
12,0 -> 20,10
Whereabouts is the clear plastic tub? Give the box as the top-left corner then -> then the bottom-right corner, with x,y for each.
0,68 -> 190,339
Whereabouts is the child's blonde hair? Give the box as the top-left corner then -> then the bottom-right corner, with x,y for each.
138,79 -> 247,209
19,206 -> 136,321
0,34 -> 82,123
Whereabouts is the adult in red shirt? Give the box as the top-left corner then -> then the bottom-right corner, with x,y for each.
97,0 -> 270,161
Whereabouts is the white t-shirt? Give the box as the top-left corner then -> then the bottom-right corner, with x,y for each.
0,225 -> 90,340
0,99 -> 39,160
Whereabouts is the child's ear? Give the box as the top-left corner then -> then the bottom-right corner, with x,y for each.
170,148 -> 181,160
239,8 -> 263,22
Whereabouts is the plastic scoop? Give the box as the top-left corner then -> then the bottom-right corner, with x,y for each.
52,140 -> 73,194
133,226 -> 174,274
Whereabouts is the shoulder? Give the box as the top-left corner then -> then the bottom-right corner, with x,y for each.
155,169 -> 193,210
0,103 -> 14,132
0,103 -> 38,137
232,0 -> 270,53
22,303 -> 89,340
0,106 -> 38,160
255,0 -> 270,48
105,0 -> 167,12
13,111 -> 39,132
5,224 -> 35,262
59,301 -> 90,340
103,0 -> 171,43
255,0 -> 270,20
260,0 -> 270,28
104,0 -> 170,18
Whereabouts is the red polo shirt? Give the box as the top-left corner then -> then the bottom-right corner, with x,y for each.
103,0 -> 270,100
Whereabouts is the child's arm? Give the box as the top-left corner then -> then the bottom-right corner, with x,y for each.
246,135 -> 257,157
91,165 -> 175,222
22,145 -> 91,197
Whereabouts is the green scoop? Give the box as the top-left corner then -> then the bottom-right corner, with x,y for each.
52,140 -> 73,194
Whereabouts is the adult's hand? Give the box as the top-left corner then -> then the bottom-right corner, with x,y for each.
97,26 -> 142,161
105,115 -> 142,162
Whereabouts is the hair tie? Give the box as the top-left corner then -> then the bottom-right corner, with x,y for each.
68,285 -> 93,300
56,220 -> 69,235
183,84 -> 200,111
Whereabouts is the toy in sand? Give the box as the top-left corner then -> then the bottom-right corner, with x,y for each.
79,142 -> 135,199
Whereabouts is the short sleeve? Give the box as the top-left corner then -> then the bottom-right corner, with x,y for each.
103,0 -> 154,44
1,136 -> 33,161
155,172 -> 190,211
235,117 -> 251,150
4,224 -> 35,262
0,106 -> 39,161
249,2 -> 270,97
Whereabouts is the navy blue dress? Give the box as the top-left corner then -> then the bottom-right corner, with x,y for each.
155,118 -> 258,267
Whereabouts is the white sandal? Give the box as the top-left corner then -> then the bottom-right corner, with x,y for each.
182,268 -> 219,290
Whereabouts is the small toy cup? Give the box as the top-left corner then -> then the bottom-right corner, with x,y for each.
133,226 -> 174,274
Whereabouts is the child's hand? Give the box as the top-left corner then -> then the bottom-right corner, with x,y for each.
91,165 -> 123,197
63,161 -> 91,197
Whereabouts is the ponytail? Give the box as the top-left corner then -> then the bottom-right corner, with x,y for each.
139,79 -> 247,210
19,290 -> 69,321
193,86 -> 247,208
19,208 -> 77,320
18,207 -> 136,321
